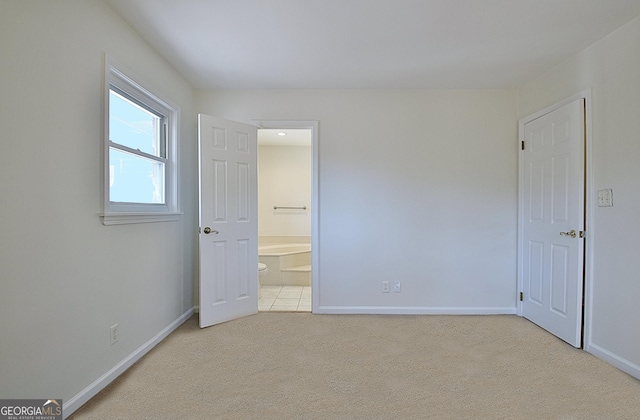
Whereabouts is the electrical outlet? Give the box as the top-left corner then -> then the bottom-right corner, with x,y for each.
382,281 -> 390,293
393,281 -> 401,293
597,189 -> 613,207
110,324 -> 118,346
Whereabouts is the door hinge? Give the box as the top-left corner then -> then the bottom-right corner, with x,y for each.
521,140 -> 525,150
519,292 -> 523,301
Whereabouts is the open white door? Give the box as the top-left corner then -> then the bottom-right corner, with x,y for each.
520,98 -> 585,347
198,114 -> 258,328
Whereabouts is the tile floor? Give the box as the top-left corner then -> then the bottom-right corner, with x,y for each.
259,285 -> 311,312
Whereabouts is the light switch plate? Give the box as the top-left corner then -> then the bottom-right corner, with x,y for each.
597,189 -> 613,207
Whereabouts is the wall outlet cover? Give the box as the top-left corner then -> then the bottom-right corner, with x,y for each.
110,324 -> 118,346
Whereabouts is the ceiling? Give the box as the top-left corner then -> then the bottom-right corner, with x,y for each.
258,129 -> 311,147
105,0 -> 640,90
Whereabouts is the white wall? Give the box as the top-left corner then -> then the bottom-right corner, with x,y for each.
0,0 -> 198,414
518,16 -> 640,379
259,144 -> 312,238
197,89 -> 518,313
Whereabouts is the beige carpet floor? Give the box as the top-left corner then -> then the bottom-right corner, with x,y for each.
70,313 -> 640,419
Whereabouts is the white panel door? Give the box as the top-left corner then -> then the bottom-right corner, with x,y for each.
521,99 -> 585,347
198,114 -> 258,328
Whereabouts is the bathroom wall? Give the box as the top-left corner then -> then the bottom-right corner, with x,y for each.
518,15 -> 640,379
0,0 -> 197,414
259,144 -> 312,241
196,89 -> 518,313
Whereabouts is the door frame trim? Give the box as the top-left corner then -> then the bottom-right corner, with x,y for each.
517,89 -> 593,349
252,120 -> 319,313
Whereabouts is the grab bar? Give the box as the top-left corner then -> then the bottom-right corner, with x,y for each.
273,206 -> 307,210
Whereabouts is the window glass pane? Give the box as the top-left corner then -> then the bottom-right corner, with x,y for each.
109,148 -> 165,204
109,89 -> 162,157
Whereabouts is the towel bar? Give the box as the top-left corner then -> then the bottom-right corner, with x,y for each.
273,206 -> 307,210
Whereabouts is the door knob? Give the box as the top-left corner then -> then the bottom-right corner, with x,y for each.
203,227 -> 219,234
559,229 -> 577,238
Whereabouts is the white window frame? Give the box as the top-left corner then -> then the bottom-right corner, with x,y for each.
102,56 -> 180,225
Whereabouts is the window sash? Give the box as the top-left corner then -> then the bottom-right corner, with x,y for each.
109,86 -> 167,159
108,146 -> 166,205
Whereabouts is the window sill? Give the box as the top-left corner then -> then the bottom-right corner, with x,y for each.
101,212 -> 182,226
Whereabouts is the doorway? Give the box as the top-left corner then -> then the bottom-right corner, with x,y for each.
253,121 -> 319,313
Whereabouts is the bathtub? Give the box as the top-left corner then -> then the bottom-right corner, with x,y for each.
258,243 -> 311,286
259,243 -> 311,256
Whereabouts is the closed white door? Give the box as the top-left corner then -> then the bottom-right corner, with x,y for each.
520,98 -> 585,347
198,114 -> 258,328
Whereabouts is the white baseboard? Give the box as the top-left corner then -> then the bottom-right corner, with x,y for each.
587,342 -> 640,381
315,306 -> 517,315
63,307 -> 195,418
